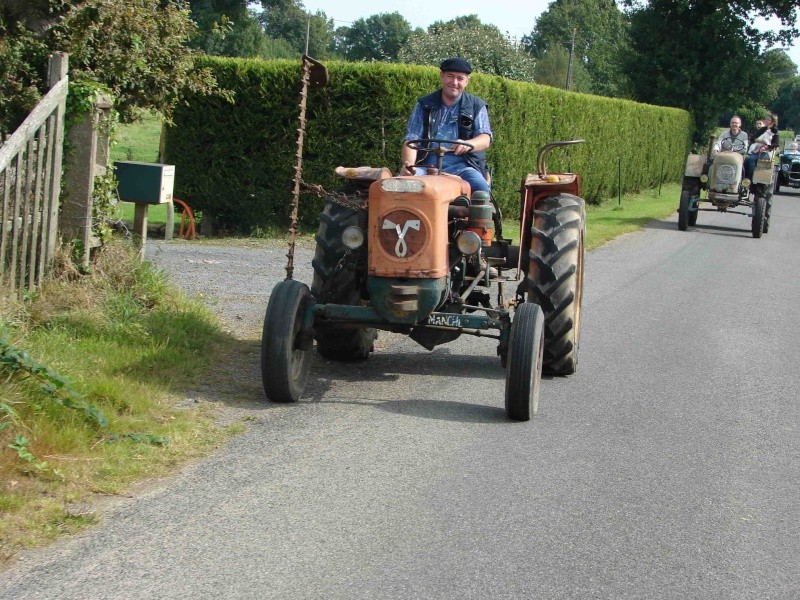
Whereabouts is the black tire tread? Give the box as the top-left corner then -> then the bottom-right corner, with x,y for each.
752,195 -> 765,238
678,190 -> 690,231
261,280 -> 313,403
527,193 -> 585,375
311,200 -> 376,360
505,302 -> 544,421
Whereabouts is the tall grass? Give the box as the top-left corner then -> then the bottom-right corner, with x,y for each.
0,240 -> 240,561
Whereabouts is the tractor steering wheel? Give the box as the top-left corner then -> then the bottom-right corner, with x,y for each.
721,137 -> 746,153
405,138 -> 475,154
404,138 -> 475,174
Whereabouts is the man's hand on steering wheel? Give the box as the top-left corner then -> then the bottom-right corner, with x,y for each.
402,138 -> 476,175
451,139 -> 472,155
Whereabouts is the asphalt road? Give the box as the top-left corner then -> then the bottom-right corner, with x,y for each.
2,191 -> 800,599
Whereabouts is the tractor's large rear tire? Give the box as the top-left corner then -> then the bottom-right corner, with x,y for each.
680,178 -> 699,229
688,203 -> 698,226
752,195 -> 765,239
261,280 -> 314,403
527,193 -> 585,376
505,302 -> 545,421
311,199 -> 376,360
678,191 -> 690,231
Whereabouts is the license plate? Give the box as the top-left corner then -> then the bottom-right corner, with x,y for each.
426,313 -> 465,328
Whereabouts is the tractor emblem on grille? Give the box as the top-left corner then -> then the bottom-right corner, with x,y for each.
716,164 -> 737,184
378,210 -> 425,259
382,218 -> 420,257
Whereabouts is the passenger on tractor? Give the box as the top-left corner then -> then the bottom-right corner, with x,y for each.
712,115 -> 749,156
399,57 -> 493,195
744,113 -> 779,181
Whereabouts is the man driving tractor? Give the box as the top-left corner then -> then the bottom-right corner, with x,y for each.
713,115 -> 748,156
399,57 -> 493,195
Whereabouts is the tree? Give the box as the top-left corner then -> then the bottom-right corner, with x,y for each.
428,15 -> 486,35
188,0 -> 267,58
258,0 -> 334,58
622,0 -> 799,142
772,77 -> 800,131
399,16 -> 536,82
522,0 -> 630,98
532,45 -> 591,92
1,0 -> 226,131
0,16 -> 51,137
334,12 -> 412,62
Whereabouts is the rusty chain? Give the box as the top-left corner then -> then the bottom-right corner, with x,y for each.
300,180 -> 369,211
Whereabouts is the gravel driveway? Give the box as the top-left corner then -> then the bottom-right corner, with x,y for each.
145,237 -> 316,340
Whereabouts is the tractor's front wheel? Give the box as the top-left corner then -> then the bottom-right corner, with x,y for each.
527,193 -> 585,375
505,302 -> 545,421
763,191 -> 772,234
261,280 -> 314,403
311,199 -> 377,360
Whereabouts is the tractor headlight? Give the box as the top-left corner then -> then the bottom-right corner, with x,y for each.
741,179 -> 751,188
700,174 -> 708,183
456,231 -> 481,256
342,226 -> 364,249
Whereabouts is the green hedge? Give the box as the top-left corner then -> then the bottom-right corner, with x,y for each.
164,58 -> 693,231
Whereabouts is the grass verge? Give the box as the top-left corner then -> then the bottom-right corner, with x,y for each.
501,183 -> 680,249
0,240 -> 241,563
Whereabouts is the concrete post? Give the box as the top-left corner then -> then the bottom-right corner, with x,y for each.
61,93 -> 112,268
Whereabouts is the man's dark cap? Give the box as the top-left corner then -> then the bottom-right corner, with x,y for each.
440,57 -> 472,74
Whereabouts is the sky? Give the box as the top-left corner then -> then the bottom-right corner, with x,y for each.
297,0 -> 800,68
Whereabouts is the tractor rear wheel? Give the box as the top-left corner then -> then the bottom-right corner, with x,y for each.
678,190 -> 690,230
527,193 -> 585,376
505,302 -> 545,421
311,199 -> 377,360
763,191 -> 772,234
261,280 -> 314,403
752,195 -> 765,238
680,177 -> 700,228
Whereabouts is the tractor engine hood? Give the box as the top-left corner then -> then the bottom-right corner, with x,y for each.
708,152 -> 744,194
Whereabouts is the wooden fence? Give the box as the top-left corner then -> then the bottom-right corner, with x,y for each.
0,53 -> 68,294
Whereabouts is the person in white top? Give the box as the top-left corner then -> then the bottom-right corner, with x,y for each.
713,116 -> 749,156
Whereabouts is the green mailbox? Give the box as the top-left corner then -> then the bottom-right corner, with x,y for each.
115,161 -> 175,205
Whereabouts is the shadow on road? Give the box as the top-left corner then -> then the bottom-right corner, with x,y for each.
376,398 -> 509,423
191,328 -> 546,424
641,216 -> 754,238
304,346 -> 522,423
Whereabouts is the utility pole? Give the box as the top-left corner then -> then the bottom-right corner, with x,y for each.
565,27 -> 576,90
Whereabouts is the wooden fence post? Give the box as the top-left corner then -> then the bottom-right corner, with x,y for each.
44,52 -> 68,266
